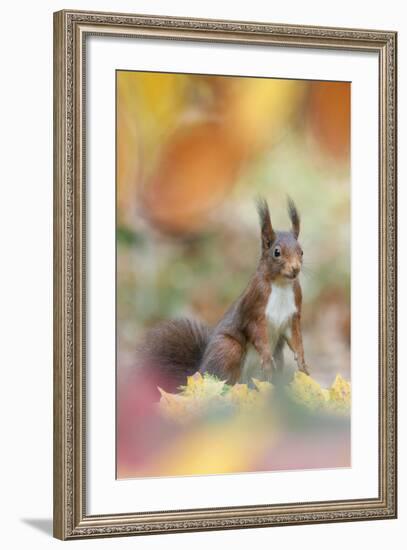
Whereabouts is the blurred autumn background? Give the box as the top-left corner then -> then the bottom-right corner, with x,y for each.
116,71 -> 351,479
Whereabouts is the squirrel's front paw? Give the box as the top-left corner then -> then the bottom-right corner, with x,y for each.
299,363 -> 310,376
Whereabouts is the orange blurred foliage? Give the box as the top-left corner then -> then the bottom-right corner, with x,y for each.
117,72 -> 308,234
141,120 -> 240,234
308,81 -> 350,159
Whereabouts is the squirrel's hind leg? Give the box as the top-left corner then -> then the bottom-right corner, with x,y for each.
199,334 -> 245,385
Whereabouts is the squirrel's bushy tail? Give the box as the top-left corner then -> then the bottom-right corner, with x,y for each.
137,318 -> 211,393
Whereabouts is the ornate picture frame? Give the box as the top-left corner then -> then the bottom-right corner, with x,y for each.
53,9 -> 397,540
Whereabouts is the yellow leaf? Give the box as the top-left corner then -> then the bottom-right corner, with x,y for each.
252,378 -> 274,396
158,371 -> 350,424
225,383 -> 254,410
181,372 -> 226,399
328,374 -> 351,414
288,371 -> 330,411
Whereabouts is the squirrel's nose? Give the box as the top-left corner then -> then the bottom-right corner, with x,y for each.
291,266 -> 300,277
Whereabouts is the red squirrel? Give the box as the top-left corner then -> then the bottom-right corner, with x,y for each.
138,198 -> 309,392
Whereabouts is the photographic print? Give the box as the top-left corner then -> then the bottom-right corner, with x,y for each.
54,11 -> 396,539
116,71 -> 351,479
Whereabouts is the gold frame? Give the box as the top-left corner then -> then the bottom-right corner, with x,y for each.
53,9 -> 397,540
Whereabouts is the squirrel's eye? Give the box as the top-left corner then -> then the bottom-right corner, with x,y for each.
273,247 -> 281,258
301,250 -> 304,256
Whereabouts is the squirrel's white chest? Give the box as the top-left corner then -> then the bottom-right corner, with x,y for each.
266,284 -> 297,329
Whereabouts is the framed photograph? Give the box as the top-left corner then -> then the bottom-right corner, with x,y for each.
53,9 -> 397,540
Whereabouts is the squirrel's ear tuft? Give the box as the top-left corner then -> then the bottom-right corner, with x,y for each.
256,197 -> 276,250
287,196 -> 300,239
